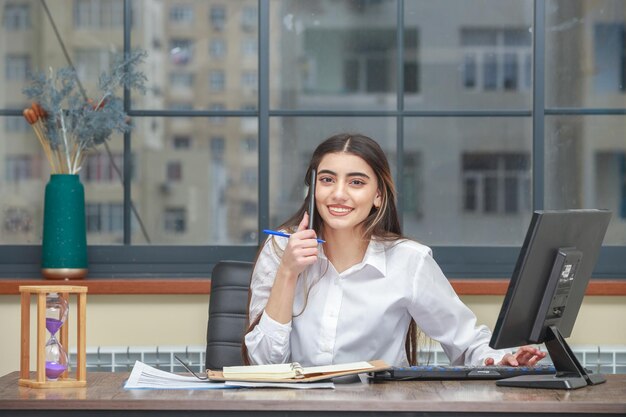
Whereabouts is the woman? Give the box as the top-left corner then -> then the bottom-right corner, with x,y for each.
243,133 -> 545,368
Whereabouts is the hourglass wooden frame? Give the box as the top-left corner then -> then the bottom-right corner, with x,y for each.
19,285 -> 87,388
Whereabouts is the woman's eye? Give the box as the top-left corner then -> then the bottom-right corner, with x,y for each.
351,179 -> 365,186
319,177 -> 333,183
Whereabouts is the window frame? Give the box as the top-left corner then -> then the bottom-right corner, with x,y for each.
0,0 -> 625,280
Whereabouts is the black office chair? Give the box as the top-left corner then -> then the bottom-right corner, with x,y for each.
205,260 -> 253,370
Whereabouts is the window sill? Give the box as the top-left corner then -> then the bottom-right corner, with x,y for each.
0,279 -> 624,295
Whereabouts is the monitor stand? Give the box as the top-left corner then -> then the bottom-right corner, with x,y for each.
496,325 -> 606,390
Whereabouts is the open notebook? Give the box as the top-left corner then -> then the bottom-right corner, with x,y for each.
207,360 -> 390,383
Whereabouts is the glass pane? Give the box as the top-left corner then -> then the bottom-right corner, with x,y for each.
545,116 -> 626,245
269,117 -> 396,228
546,0 -> 626,108
133,117 -> 258,245
270,0 -> 400,111
403,117 -> 532,246
0,1 -> 124,245
404,0 -> 533,110
131,0 -> 258,110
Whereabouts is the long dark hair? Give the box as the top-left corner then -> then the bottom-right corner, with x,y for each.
242,133 -> 421,365
278,133 -> 402,240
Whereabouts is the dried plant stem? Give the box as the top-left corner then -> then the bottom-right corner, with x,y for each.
32,122 -> 58,173
58,112 -> 72,173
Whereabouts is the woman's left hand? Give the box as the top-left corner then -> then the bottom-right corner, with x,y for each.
484,345 -> 547,367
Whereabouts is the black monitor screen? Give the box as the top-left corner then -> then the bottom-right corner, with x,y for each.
489,209 -> 611,389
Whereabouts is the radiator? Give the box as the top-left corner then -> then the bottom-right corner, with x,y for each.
70,344 -> 626,374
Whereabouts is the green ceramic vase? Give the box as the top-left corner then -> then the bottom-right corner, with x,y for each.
41,174 -> 88,279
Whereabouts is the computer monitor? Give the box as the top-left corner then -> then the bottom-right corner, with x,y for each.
489,209 -> 611,389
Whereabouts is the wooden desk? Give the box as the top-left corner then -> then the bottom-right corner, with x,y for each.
0,371 -> 625,416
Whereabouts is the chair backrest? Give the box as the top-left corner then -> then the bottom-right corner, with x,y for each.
205,260 -> 253,370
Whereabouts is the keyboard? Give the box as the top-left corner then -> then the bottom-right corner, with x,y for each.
369,364 -> 556,381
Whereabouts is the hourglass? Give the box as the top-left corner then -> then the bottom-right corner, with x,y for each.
19,285 -> 87,388
44,292 -> 69,380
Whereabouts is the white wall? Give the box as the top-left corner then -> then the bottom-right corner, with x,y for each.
1,294 -> 624,376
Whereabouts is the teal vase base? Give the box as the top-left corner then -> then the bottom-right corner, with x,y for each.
41,268 -> 88,280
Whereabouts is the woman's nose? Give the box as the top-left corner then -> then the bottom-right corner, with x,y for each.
331,183 -> 348,200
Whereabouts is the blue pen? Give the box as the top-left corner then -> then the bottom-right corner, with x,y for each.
263,229 -> 325,243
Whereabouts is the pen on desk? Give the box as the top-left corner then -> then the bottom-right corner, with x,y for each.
263,229 -> 325,243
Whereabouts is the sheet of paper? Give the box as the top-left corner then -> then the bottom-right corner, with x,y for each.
124,360 -> 232,390
225,380 -> 335,389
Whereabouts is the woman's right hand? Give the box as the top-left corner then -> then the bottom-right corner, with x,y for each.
279,212 -> 320,277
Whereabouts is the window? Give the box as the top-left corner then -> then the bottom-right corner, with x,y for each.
241,70 -> 257,90
1,1 -> 625,280
209,70 -> 226,92
169,72 -> 194,89
74,0 -> 123,29
164,208 -> 186,233
166,161 -> 182,182
172,136 -> 192,150
169,39 -> 193,65
5,54 -> 30,80
210,5 -> 226,31
461,28 -> 532,91
241,137 -> 257,153
74,49 -> 112,81
169,5 -> 193,24
209,39 -> 227,59
86,203 -> 124,233
3,3 -> 30,30
210,136 -> 225,159
594,23 -> 626,92
3,207 -> 32,233
5,155 -> 35,182
462,153 -> 530,214
83,153 -> 123,183
241,38 -> 257,56
209,103 -> 225,124
241,6 -> 257,31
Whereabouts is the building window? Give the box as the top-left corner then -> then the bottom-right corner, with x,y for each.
241,38 -> 257,57
5,155 -> 35,182
401,153 -> 423,218
241,70 -> 257,90
210,136 -> 225,159
74,0 -> 123,29
594,23 -> 626,93
164,208 -> 186,233
172,135 -> 192,150
5,54 -> 30,80
86,203 -> 124,233
74,49 -> 112,81
209,70 -> 226,92
462,153 -> 530,214
210,5 -> 226,31
5,116 -> 30,133
166,161 -> 182,182
169,5 -> 193,24
241,137 -> 257,153
169,39 -> 193,65
3,3 -> 30,30
3,207 -> 33,233
241,6 -> 257,31
168,102 -> 193,111
169,72 -> 194,89
209,38 -> 227,59
209,103 -> 225,124
461,28 -> 532,92
82,153 -> 123,183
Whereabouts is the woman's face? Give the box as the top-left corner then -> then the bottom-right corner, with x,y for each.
315,152 -> 381,234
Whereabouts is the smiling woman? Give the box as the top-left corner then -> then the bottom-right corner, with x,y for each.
241,133 -> 545,369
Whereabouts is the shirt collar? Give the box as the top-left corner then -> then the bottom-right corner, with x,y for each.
319,239 -> 387,278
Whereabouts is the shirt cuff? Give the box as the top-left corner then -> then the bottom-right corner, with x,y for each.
258,310 -> 292,345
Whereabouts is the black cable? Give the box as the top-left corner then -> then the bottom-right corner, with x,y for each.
40,0 -> 151,243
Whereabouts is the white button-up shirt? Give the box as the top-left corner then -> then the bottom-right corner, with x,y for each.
245,237 -> 507,367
